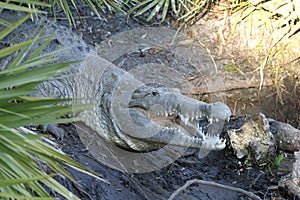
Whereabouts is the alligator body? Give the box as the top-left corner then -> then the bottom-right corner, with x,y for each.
74,55 -> 231,151
2,13 -> 232,152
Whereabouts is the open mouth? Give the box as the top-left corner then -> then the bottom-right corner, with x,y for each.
128,102 -> 228,150
148,111 -> 207,141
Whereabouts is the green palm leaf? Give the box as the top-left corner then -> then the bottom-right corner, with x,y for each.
0,16 -> 107,199
129,0 -> 212,23
0,2 -> 48,14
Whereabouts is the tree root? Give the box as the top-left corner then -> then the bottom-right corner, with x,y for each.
278,175 -> 300,200
168,179 -> 262,200
278,151 -> 300,200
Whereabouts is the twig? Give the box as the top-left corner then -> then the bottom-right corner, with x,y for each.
72,182 -> 93,200
168,179 -> 262,200
171,25 -> 183,45
263,185 -> 278,200
196,40 -> 218,73
249,172 -> 263,189
279,56 -> 300,68
259,54 -> 269,91
187,77 -> 274,95
48,16 -> 100,20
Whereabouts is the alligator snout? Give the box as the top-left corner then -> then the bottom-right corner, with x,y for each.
120,84 -> 231,150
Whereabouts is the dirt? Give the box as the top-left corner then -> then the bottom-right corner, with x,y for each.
55,122 -> 286,200
4,4 -> 300,199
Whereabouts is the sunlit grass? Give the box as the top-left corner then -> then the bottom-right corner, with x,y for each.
227,0 -> 300,88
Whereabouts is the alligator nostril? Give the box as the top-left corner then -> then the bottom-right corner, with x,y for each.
152,91 -> 159,96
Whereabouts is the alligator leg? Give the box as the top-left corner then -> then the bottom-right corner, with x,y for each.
41,124 -> 65,141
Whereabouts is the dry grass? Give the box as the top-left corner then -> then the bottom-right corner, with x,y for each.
190,0 -> 300,100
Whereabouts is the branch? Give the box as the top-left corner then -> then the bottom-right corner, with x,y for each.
168,179 -> 262,200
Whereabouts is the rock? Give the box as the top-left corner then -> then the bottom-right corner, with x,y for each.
228,113 -> 276,164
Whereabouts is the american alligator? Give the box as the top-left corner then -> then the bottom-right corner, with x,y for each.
2,12 -> 232,152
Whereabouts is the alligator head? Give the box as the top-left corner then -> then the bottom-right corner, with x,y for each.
109,83 -> 232,151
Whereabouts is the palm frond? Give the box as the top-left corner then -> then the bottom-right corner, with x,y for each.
0,16 -> 106,199
0,1 -> 49,13
49,0 -> 122,26
128,0 -> 212,23
0,0 -> 122,26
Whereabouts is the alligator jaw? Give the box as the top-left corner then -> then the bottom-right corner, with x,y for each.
124,84 -> 230,151
144,105 -> 207,140
145,108 -> 213,144
149,125 -> 226,150
175,114 -> 206,140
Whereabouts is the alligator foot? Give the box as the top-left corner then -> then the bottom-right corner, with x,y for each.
41,124 -> 65,141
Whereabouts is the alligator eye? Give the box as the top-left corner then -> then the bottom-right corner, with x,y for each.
152,91 -> 159,96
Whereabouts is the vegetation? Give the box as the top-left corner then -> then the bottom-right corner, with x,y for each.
126,0 -> 214,23
0,7 -> 102,200
224,0 -> 300,92
230,0 -> 300,39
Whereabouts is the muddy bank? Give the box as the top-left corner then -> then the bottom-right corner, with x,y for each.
54,117 -> 290,200
57,12 -> 299,198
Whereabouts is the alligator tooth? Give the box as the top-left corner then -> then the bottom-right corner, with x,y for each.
191,116 -> 195,121
209,118 -> 213,124
184,113 -> 189,119
165,111 -> 168,117
184,118 -> 189,125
